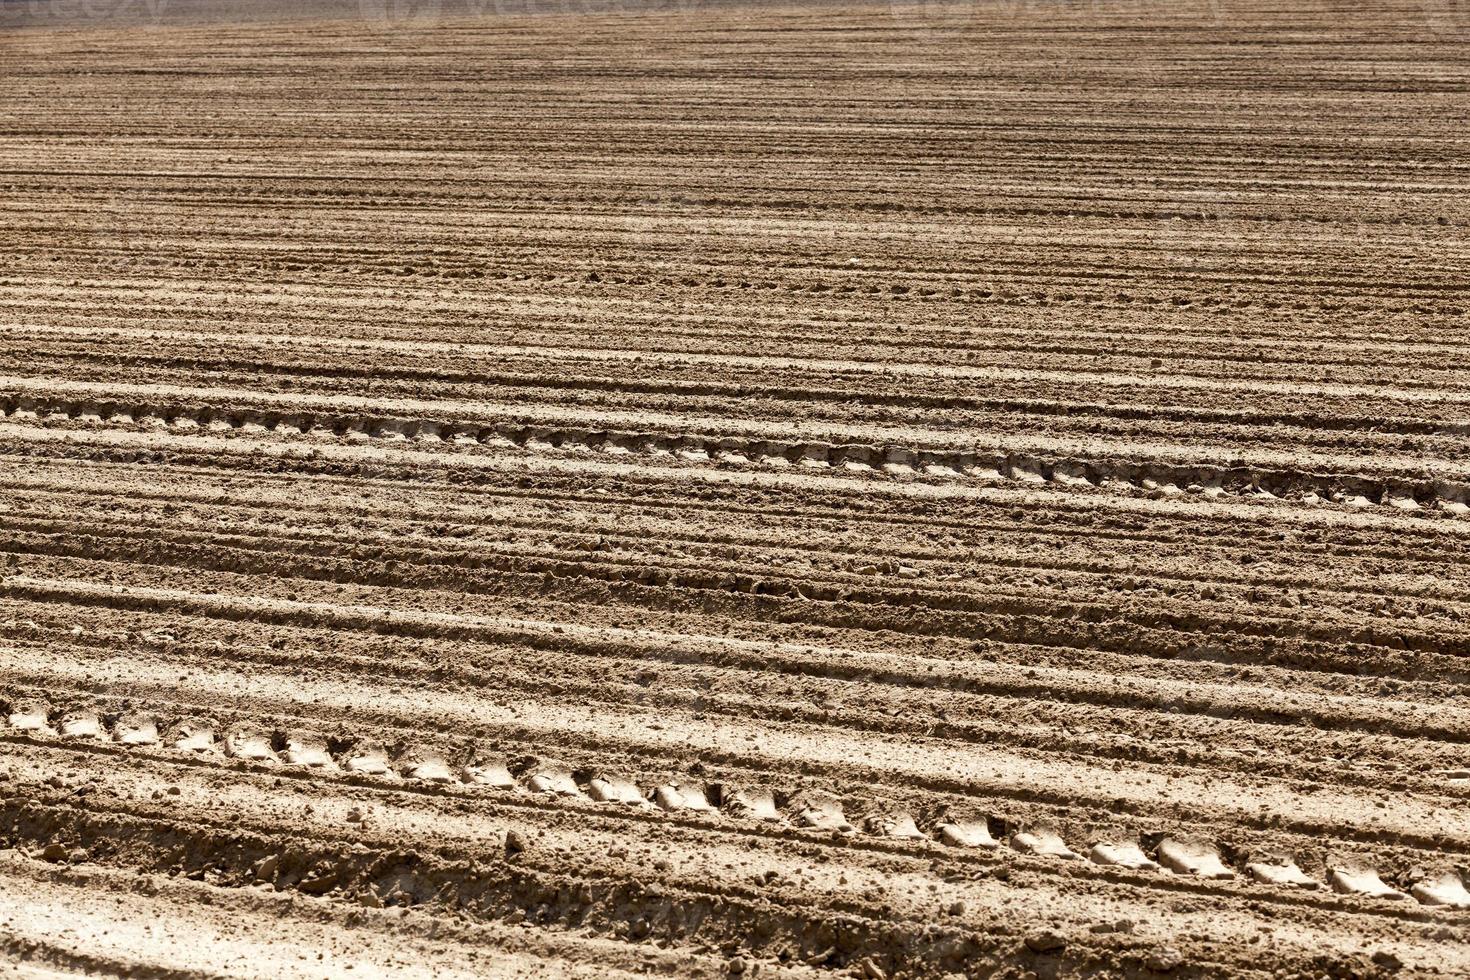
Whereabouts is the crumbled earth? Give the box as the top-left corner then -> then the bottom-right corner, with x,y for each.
1,0 -> 1469,976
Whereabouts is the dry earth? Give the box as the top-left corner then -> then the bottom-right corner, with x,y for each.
2,0 -> 1470,976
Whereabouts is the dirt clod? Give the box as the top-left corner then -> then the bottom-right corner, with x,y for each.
1372,951 -> 1404,972
297,864 -> 339,895
1146,947 -> 1184,972
253,855 -> 280,883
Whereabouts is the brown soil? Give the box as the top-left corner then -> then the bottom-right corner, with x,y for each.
1,0 -> 1469,976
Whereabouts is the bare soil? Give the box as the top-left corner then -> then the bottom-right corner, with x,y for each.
1,0 -> 1469,976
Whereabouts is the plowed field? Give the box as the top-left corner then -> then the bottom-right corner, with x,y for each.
2,0 -> 1470,976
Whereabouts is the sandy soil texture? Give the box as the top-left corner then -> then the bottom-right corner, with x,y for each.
1,0 -> 1469,976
